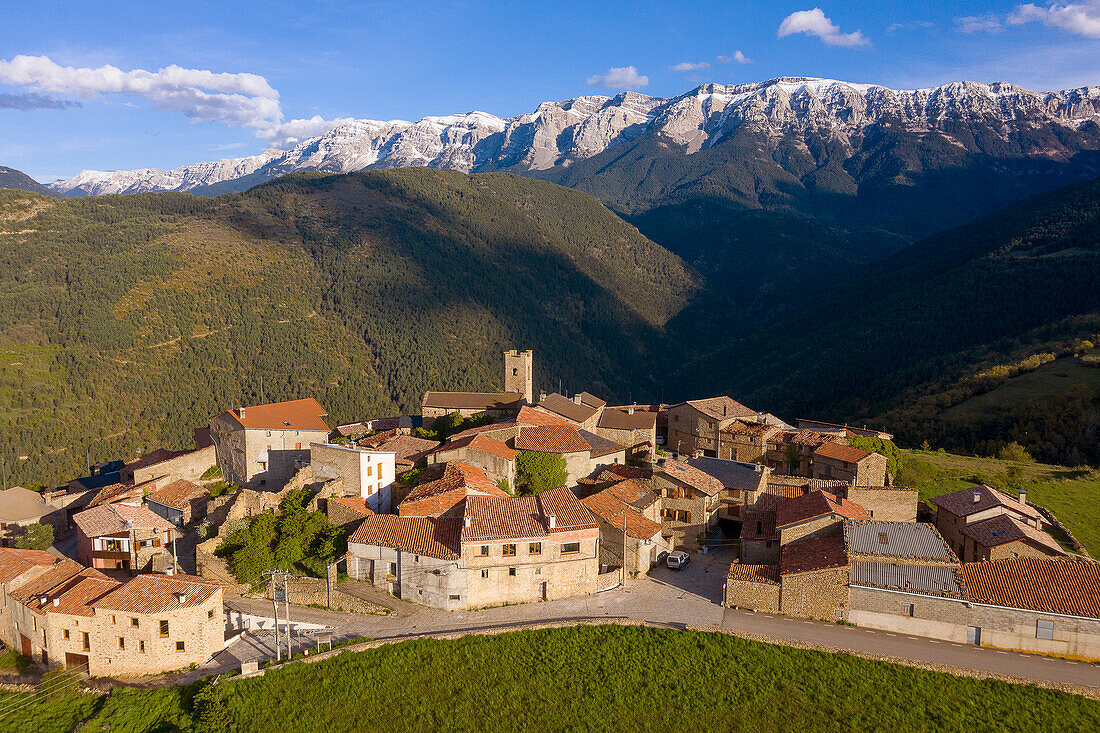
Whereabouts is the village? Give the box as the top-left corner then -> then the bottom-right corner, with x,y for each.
1,349 -> 1097,682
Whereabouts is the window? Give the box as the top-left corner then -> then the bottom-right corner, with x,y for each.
905,604 -> 915,617
834,610 -> 843,619
508,568 -> 517,577
561,542 -> 580,555
481,569 -> 489,578
756,521 -> 763,535
878,532 -> 889,545
535,567 -> 542,575
529,542 -> 542,556
295,442 -> 302,450
81,632 -> 90,651
159,620 -> 169,637
389,563 -> 397,575
139,640 -> 145,653
449,594 -> 461,601
63,629 -> 70,640
208,609 -> 215,619
104,539 -> 124,553
366,465 -> 373,477
266,430 -> 272,437
1036,619 -> 1055,640
110,614 -> 116,624
130,617 -> 139,627
258,461 -> 267,471
503,544 -> 517,557
176,641 -> 185,652
118,637 -> 125,650
476,545 -> 488,557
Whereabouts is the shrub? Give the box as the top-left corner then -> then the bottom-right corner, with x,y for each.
200,465 -> 222,480
515,450 -> 568,495
997,442 -> 1034,463
13,522 -> 53,550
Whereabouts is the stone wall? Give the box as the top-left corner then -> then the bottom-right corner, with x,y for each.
1029,500 -> 1091,557
740,539 -> 780,565
779,515 -> 842,546
779,567 -> 849,620
262,575 -> 388,615
130,445 -> 217,485
725,578 -> 780,612
848,585 -> 969,642
844,487 -> 918,522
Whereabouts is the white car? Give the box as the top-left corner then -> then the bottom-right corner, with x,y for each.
666,551 -> 690,570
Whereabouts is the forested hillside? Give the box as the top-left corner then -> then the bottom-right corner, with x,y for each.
0,166 -> 56,197
0,170 -> 698,486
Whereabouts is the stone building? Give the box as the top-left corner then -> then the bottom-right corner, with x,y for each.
960,514 -> 1066,562
145,480 -> 208,527
310,442 -> 396,513
653,458 -> 724,551
796,419 -> 893,440
426,434 -> 518,491
503,349 -> 534,404
683,456 -> 769,521
512,424 -> 627,488
209,398 -> 331,490
356,432 -> 439,472
0,548 -> 224,675
775,491 -> 869,546
739,510 -> 779,564
932,484 -> 1050,562
764,430 -> 843,476
120,444 -> 217,486
420,350 -> 532,429
397,462 -> 509,518
847,562 -> 971,640
72,503 -> 176,573
839,485 -> 918,522
724,563 -> 781,611
582,488 -> 667,578
666,397 -> 759,457
595,406 -> 657,459
719,420 -> 782,463
812,442 -> 889,486
535,392 -> 606,430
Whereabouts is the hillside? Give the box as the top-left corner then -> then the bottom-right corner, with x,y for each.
672,177 -> 1100,464
0,170 -> 699,486
0,166 -> 56,197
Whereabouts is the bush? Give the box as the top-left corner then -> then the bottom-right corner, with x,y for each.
515,450 -> 568,495
997,442 -> 1034,463
200,465 -> 222,480
0,649 -> 30,673
13,522 -> 54,550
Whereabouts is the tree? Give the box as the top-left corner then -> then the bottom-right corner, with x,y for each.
13,523 -> 53,550
997,441 -> 1034,463
515,450 -> 568,495
784,444 -> 804,476
848,437 -> 903,482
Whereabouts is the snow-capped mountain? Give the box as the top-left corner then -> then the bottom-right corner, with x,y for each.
50,77 -> 1100,197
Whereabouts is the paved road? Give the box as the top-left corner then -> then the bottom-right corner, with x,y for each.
217,547 -> 1100,691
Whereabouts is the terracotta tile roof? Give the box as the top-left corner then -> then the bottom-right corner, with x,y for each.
727,562 -> 780,585
722,420 -> 780,437
605,479 -> 660,509
348,515 -> 461,560
434,434 -> 518,462
537,487 -> 599,533
402,462 -> 507,505
844,520 -> 957,562
43,570 -> 121,617
578,392 -> 606,409
677,396 -> 757,421
779,430 -> 842,450
600,465 -> 652,481
329,497 -> 374,518
959,558 -> 1100,619
578,430 -> 627,458
461,489 -> 596,543
422,391 -> 523,411
536,393 -> 599,424
740,511 -> 778,541
797,419 -> 893,440
766,476 -> 849,492
0,548 -> 58,583
776,491 -> 869,528
655,458 -> 724,497
850,561 -> 967,599
219,398 -> 329,432
368,434 -> 440,466
581,492 -> 663,540
10,559 -> 86,603
339,417 -> 400,436
932,484 -> 1042,521
146,480 -> 207,511
781,534 -> 849,575
72,503 -> 176,538
960,515 -> 1065,555
91,573 -> 222,614
87,479 -> 150,508
514,424 -> 590,454
516,405 -> 574,427
814,442 -> 875,463
597,408 -> 656,431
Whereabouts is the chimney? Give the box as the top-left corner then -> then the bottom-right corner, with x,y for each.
237,406 -> 246,419
39,596 -> 47,606
657,457 -> 667,467
464,515 -> 471,528
573,394 -> 581,404
1018,489 -> 1027,505
175,592 -> 187,604
546,512 -> 556,529
627,404 -> 635,415
52,597 -> 60,607
972,490 -> 981,504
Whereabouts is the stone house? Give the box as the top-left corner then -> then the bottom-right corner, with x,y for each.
739,510 -> 779,564
719,420 -> 783,463
0,487 -> 61,546
812,442 -> 889,486
595,405 -> 657,459
838,485 -> 918,522
397,462 -> 510,518
932,484 -> 1048,562
683,456 -> 769,521
326,497 -> 374,528
535,392 -> 605,430
959,514 -> 1066,562
511,424 -> 628,488
347,488 -> 599,610
421,350 -> 532,429
653,458 -> 724,551
776,491 -> 869,546
666,397 -> 759,458
582,488 -> 668,578
724,563 -> 781,611
426,434 -> 518,491
310,442 -> 396,513
120,444 -> 216,486
796,419 -> 893,440
145,480 -> 208,527
72,503 -> 176,573
210,398 -> 331,490
357,432 -> 439,472
765,430 -> 843,476
0,549 -> 224,674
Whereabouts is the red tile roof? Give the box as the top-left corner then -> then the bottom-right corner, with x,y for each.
10,559 -> 86,604
933,484 -> 1042,521
656,458 -> 724,497
220,398 -> 329,432
960,515 -> 1065,555
600,465 -> 652,481
727,563 -> 780,584
579,430 -> 628,458
461,489 -> 597,543
447,420 -> 521,442
147,480 -> 207,511
959,558 -> 1100,619
582,491 -> 663,540
87,479 -> 150,508
44,570 -> 121,617
513,425 -> 590,454
401,462 -> 507,506
814,442 -> 875,463
0,548 -> 58,584
776,491 -> 869,528
348,515 -> 461,560
433,433 -> 517,461
72,502 -> 176,538
781,534 -> 849,575
605,479 -> 660,509
329,497 -> 374,518
516,405 -> 574,427
540,487 -> 601,534
91,573 -> 223,614
740,511 -> 778,541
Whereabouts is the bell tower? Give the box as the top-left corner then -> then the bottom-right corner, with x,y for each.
503,349 -> 533,404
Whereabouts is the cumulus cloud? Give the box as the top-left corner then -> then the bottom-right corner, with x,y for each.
730,51 -> 753,64
671,61 -> 710,72
777,8 -> 870,47
0,91 -> 79,109
258,115 -> 356,148
956,15 -> 1005,33
586,66 -> 649,89
1008,1 -> 1100,38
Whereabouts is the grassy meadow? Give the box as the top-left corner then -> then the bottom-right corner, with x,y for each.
2,626 -> 1099,732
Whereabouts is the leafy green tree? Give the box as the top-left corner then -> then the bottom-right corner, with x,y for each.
13,522 -> 54,550
515,450 -> 568,495
997,441 -> 1034,463
231,542 -> 274,584
848,437 -> 903,481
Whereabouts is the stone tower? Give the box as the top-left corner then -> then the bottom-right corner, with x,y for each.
503,349 -> 533,404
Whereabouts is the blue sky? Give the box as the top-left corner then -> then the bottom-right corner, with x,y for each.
1,1 -> 1098,182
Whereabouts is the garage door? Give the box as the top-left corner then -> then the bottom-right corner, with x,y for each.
65,653 -> 89,671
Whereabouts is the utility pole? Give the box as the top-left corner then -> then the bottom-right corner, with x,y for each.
620,511 -> 628,587
269,573 -> 281,662
283,573 -> 292,658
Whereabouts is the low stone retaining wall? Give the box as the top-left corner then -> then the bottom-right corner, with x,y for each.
1029,500 -> 1090,557
596,571 -> 621,592
258,576 -> 388,615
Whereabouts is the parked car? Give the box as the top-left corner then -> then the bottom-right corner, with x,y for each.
666,551 -> 690,570
655,550 -> 669,566
655,435 -> 666,445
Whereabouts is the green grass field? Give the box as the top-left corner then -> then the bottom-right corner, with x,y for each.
1,627 -> 1098,732
900,449 -> 1100,555
939,355 -> 1100,422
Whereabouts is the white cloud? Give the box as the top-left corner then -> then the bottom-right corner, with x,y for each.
259,115 -> 356,148
0,91 -> 79,109
717,51 -> 752,64
886,21 -> 935,34
1007,2 -> 1100,38
671,61 -> 710,72
586,66 -> 649,90
956,15 -> 1005,33
777,8 -> 870,47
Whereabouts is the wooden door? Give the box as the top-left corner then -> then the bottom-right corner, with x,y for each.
19,634 -> 31,657
65,652 -> 89,670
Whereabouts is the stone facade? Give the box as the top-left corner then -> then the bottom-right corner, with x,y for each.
503,349 -> 534,404
656,489 -> 718,551
346,544 -> 465,609
725,575 -> 781,612
428,443 -> 515,492
843,486 -> 918,522
779,515 -> 843,546
210,412 -> 329,490
462,530 -> 598,609
848,585 -> 970,641
812,450 -> 888,487
779,566 -> 850,620
967,535 -> 1065,563
125,445 -> 217,485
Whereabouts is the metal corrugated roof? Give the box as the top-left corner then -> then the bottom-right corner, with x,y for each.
844,520 -> 957,562
850,561 -> 968,599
